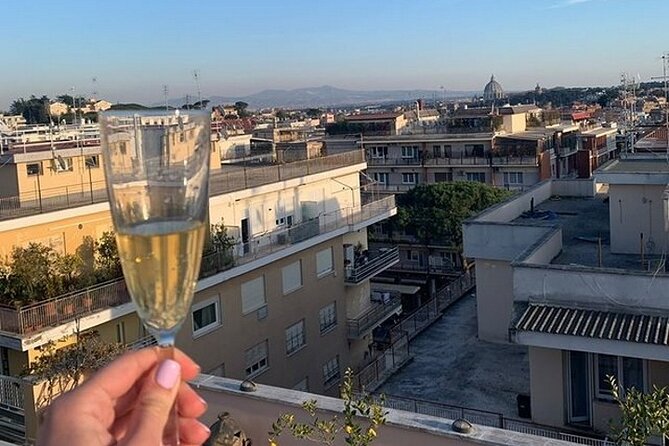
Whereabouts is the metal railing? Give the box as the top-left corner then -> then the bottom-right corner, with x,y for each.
0,150 -> 366,221
388,261 -> 458,275
345,247 -> 399,284
353,332 -> 410,392
0,196 -> 396,336
347,295 -> 402,339
0,375 -> 24,413
129,335 -> 158,350
0,279 -> 131,335
366,155 -> 537,167
378,393 -> 614,446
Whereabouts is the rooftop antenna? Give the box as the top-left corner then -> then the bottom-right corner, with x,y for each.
163,85 -> 169,111
91,77 -> 98,101
193,70 -> 202,109
650,52 -> 669,162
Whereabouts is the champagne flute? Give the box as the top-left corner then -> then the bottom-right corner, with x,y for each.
99,109 -> 211,445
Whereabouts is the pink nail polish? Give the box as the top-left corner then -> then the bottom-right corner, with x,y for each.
156,359 -> 181,390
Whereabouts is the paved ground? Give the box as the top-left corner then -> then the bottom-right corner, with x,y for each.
378,292 -> 530,418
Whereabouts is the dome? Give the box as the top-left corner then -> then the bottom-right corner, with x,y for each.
483,75 -> 505,102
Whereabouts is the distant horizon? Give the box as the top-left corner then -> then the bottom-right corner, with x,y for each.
4,0 -> 669,110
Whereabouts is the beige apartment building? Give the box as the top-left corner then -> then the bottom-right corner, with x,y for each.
463,155 -> 669,440
0,148 -> 400,441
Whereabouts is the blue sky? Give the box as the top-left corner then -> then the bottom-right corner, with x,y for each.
2,0 -> 668,108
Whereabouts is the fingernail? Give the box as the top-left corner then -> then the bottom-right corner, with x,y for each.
156,359 -> 181,390
197,394 -> 208,408
200,423 -> 210,435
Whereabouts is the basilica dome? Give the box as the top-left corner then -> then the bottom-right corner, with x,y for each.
483,75 -> 505,102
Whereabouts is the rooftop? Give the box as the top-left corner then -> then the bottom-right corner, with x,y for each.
512,195 -> 655,271
345,113 -> 402,121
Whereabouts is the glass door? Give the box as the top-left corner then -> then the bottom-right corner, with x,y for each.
568,351 -> 591,425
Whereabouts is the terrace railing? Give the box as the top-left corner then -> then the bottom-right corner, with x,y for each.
0,195 -> 396,336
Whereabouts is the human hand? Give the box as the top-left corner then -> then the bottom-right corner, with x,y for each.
37,347 -> 210,446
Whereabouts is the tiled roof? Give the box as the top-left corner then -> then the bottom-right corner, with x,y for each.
514,303 -> 669,346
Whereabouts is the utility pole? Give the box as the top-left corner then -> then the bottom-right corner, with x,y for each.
193,70 -> 202,109
163,85 -> 169,111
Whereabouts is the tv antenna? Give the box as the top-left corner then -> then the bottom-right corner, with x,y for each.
163,85 -> 169,111
193,70 -> 202,109
91,77 -> 98,100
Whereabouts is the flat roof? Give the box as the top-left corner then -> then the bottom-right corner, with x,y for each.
513,195 -> 662,272
371,282 -> 421,295
597,158 -> 669,174
581,127 -> 617,137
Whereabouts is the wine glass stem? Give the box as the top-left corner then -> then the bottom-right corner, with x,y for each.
157,344 -> 180,446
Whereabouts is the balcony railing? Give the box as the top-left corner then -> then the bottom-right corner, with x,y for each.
345,247 -> 399,284
0,279 -> 131,336
388,261 -> 459,275
352,332 -> 410,392
0,375 -> 24,413
0,195 -> 396,337
0,150 -> 366,221
366,155 -> 538,167
347,294 -> 402,339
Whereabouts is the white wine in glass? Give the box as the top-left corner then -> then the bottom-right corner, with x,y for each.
99,109 -> 211,445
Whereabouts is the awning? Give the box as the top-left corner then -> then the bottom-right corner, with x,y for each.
371,283 -> 421,295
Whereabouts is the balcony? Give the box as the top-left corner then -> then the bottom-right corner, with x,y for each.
0,196 -> 396,338
344,247 -> 399,285
0,150 -> 366,221
347,293 -> 402,339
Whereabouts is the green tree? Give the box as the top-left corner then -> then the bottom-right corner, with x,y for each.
10,95 -> 50,124
395,182 -> 512,266
234,101 -> 249,117
94,231 -> 122,282
269,369 -> 386,446
306,108 -> 322,118
608,375 -> 669,446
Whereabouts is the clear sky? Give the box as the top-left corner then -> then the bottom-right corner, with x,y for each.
2,0 -> 668,109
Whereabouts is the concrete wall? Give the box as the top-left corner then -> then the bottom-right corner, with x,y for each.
471,180 -> 552,223
177,237 -> 351,396
16,154 -> 106,199
519,228 -> 562,265
464,223 -> 552,262
551,179 -> 596,198
513,264 -> 669,311
502,114 -> 526,133
0,164 -> 19,198
475,259 -> 514,342
195,375 -> 579,446
608,183 -> 668,255
528,347 -> 564,427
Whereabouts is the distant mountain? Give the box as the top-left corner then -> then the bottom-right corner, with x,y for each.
163,85 -> 477,109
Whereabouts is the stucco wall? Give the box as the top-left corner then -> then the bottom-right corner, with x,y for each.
475,259 -> 514,342
528,347 -> 564,427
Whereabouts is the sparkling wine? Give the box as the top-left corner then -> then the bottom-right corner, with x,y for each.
116,220 -> 206,334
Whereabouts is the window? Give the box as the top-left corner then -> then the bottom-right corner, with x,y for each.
402,173 -> 419,184
115,321 -> 126,344
503,171 -> 524,185
323,356 -> 340,387
53,156 -> 73,172
316,248 -> 334,277
293,377 -> 309,392
434,172 -> 452,183
432,145 -> 442,158
319,302 -> 337,333
373,172 -> 389,185
401,146 -> 418,159
241,276 -> 266,315
370,146 -> 388,158
466,172 -> 486,183
595,354 -> 645,400
465,144 -> 485,157
407,250 -> 420,262
282,260 -> 302,295
85,155 -> 100,168
285,319 -> 306,355
119,141 -> 127,155
275,214 -> 294,227
191,296 -> 221,337
26,163 -> 42,176
245,340 -> 269,377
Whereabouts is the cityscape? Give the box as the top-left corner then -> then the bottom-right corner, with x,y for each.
3,0 -> 669,445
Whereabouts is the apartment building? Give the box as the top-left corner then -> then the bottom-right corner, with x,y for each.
0,147 -> 399,440
463,158 -> 669,439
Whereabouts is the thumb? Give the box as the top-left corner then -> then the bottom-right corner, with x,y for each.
125,359 -> 181,445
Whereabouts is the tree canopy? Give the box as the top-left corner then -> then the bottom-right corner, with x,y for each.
395,182 -> 512,248
10,95 -> 50,124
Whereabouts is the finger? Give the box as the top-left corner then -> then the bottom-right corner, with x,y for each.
123,359 -> 182,445
81,347 -> 200,401
179,418 -> 211,445
177,382 -> 208,419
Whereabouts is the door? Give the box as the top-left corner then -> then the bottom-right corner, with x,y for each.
567,351 -> 591,425
241,218 -> 250,254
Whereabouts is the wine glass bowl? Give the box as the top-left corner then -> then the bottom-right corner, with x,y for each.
99,110 -> 211,345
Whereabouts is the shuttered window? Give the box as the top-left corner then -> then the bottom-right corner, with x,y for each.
241,276 -> 266,315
